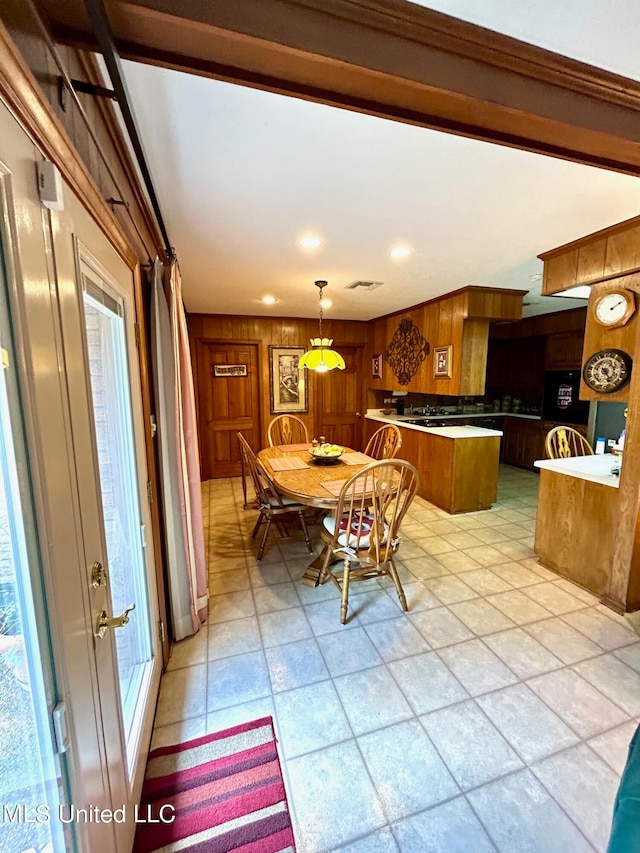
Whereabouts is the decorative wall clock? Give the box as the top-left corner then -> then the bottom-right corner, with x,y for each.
592,289 -> 636,328
385,318 -> 429,385
582,349 -> 632,394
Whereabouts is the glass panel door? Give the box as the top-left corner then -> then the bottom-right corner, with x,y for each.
82,268 -> 152,773
0,255 -> 67,851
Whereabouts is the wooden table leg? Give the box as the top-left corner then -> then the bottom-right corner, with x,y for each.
299,544 -> 342,586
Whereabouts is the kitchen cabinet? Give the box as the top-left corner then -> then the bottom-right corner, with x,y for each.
366,417 -> 501,512
502,418 -> 544,470
545,331 -> 584,370
540,216 -> 640,295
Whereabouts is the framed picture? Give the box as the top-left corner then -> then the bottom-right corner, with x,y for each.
269,346 -> 308,414
213,363 -> 247,377
372,353 -> 383,378
434,345 -> 453,379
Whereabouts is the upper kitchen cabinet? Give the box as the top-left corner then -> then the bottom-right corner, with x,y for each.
545,330 -> 584,369
539,215 -> 640,295
368,287 -> 525,397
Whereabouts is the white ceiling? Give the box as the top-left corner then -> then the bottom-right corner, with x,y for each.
121,1 -> 640,321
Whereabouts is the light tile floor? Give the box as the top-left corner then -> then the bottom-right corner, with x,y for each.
152,465 -> 640,853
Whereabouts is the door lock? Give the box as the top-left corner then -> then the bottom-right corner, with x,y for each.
91,561 -> 107,589
95,603 -> 136,639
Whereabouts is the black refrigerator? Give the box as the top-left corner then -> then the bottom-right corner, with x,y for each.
542,370 -> 590,425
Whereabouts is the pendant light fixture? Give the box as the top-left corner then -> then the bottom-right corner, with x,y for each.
298,280 -> 345,372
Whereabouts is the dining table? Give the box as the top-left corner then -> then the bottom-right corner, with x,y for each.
257,443 -> 375,585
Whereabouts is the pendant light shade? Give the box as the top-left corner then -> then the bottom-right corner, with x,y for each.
298,281 -> 345,372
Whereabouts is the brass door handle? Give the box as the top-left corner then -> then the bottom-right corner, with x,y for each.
96,603 -> 136,639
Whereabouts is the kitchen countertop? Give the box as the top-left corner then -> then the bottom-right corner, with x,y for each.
366,410 -> 540,423
366,412 -> 502,438
534,454 -> 620,488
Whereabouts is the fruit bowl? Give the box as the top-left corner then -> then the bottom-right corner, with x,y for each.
309,443 -> 344,465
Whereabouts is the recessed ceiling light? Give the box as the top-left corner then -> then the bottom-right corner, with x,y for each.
320,298 -> 332,309
261,296 -> 277,304
390,246 -> 411,259
299,236 -> 322,249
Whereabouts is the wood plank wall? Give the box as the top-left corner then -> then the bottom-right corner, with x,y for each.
3,3 -> 161,262
368,288 -> 523,396
187,313 -> 369,449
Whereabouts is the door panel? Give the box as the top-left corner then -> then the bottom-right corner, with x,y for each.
316,346 -> 364,449
198,342 -> 260,478
82,265 -> 154,772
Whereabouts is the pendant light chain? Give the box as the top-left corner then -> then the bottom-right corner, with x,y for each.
318,281 -> 324,340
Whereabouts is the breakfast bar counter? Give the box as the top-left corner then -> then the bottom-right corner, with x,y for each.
365,414 -> 502,513
533,454 -> 620,598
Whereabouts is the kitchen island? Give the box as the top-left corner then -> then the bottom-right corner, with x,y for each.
534,454 -> 619,598
366,413 -> 502,513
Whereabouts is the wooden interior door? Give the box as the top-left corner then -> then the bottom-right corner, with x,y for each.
198,341 -> 260,478
316,345 -> 364,449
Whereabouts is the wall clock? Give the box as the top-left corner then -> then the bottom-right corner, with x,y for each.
592,289 -> 636,328
582,349 -> 632,394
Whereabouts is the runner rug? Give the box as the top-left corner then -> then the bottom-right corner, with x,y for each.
133,716 -> 296,853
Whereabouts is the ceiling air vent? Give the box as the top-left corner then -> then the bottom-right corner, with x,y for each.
346,280 -> 384,291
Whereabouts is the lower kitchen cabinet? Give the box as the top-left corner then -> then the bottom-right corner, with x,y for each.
502,418 -> 589,469
502,418 -> 545,470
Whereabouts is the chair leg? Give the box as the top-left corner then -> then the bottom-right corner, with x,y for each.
298,510 -> 313,553
388,557 -> 408,612
258,517 -> 273,561
340,560 -> 350,625
251,513 -> 263,539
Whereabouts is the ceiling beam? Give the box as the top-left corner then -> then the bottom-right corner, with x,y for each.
34,0 -> 640,176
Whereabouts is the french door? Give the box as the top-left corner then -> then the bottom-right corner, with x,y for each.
0,100 -> 160,851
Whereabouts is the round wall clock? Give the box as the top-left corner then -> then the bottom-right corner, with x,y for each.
582,349 -> 632,394
593,289 -> 636,328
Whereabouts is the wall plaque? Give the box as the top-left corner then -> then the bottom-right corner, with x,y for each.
385,318 -> 429,385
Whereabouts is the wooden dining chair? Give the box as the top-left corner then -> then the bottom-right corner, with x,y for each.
545,426 -> 594,459
267,414 -> 310,447
318,458 -> 419,624
364,423 -> 402,459
237,433 -> 313,560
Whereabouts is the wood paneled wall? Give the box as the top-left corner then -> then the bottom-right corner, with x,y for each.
188,313 -> 369,449
367,287 -> 524,396
3,3 -> 162,262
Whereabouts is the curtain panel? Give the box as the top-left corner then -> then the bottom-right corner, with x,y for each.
150,259 -> 208,640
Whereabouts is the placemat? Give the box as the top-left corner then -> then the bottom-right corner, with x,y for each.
269,456 -> 309,471
322,477 -> 373,497
341,452 -> 375,465
277,443 -> 311,452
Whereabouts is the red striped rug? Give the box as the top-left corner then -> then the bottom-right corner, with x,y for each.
134,716 -> 296,853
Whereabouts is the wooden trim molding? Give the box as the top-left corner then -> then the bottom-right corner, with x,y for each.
39,0 -> 640,176
0,20 -> 138,267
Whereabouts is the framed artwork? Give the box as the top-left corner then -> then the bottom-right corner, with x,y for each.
269,346 -> 308,414
213,363 -> 247,377
372,353 -> 383,378
434,345 -> 453,379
